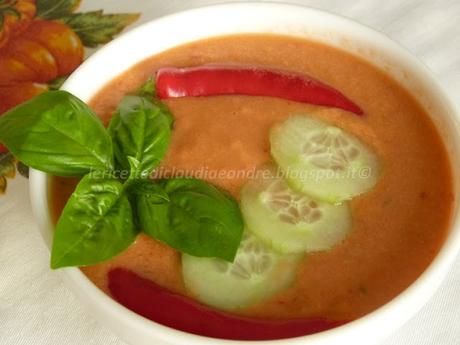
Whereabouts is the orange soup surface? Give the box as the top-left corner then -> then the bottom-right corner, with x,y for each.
51,34 -> 454,322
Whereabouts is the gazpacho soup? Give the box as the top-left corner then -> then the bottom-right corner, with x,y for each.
0,34 -> 453,340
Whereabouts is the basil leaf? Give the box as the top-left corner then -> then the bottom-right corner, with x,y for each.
137,79 -> 174,123
0,91 -> 113,176
51,174 -> 137,268
108,95 -> 172,179
135,178 -> 244,262
115,94 -> 173,127
137,78 -> 156,98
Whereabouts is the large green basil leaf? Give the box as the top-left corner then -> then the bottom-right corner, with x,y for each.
51,174 -> 137,268
0,91 -> 113,176
108,95 -> 172,179
134,178 -> 244,262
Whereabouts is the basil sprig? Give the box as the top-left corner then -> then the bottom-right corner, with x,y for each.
0,89 -> 244,268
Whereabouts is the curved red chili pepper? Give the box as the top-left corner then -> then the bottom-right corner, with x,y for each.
108,268 -> 347,340
0,144 -> 7,153
156,65 -> 363,115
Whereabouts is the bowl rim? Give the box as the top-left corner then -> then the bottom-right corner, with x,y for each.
29,2 -> 460,345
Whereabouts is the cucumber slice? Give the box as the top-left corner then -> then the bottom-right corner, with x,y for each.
182,232 -> 301,310
270,115 -> 380,203
240,165 -> 352,253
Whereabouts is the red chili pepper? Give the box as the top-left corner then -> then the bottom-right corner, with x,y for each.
156,65 -> 363,115
108,268 -> 347,340
0,144 -> 8,153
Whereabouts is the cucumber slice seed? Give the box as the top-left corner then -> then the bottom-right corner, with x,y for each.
262,179 -> 322,225
270,115 -> 380,203
241,165 -> 352,254
182,232 -> 301,310
304,128 -> 361,171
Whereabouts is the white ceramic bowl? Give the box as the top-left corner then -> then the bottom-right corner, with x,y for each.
29,2 -> 460,345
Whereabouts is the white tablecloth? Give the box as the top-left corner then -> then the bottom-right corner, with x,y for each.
1,1 -> 459,344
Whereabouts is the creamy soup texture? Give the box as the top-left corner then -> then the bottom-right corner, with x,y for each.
51,34 -> 454,321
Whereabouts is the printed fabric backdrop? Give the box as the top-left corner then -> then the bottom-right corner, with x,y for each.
0,0 -> 139,193
0,1 -> 459,345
